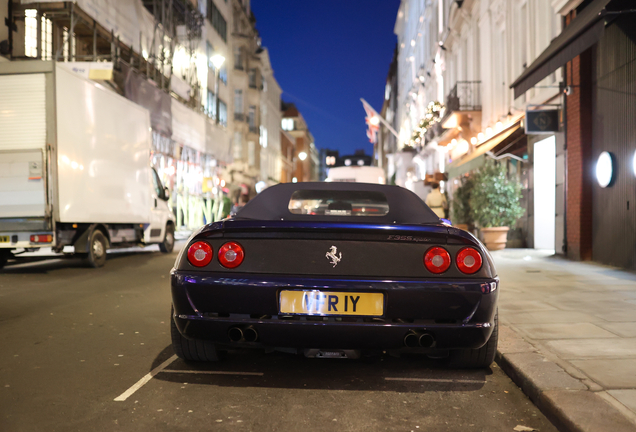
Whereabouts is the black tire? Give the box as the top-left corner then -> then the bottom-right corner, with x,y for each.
448,310 -> 498,368
171,309 -> 219,362
0,250 -> 11,269
159,224 -> 175,253
85,230 -> 108,268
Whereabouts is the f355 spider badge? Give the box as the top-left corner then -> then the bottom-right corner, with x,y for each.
326,246 -> 342,267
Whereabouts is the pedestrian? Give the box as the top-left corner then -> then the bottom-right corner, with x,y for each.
230,194 -> 249,215
425,182 -> 447,218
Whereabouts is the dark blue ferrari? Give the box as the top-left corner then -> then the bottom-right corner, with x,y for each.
170,182 -> 499,368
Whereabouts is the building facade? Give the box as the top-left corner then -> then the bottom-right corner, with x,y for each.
393,0 -> 566,250
281,102 -> 318,182
1,0 -> 290,227
259,48 -> 282,187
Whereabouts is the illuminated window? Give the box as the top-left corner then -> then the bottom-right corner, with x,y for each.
25,10 -> 38,58
206,90 -> 216,118
218,100 -> 227,126
41,16 -> 52,60
282,118 -> 294,131
234,90 -> 243,114
233,132 -> 242,159
248,105 -> 256,128
248,141 -> 255,166
260,126 -> 268,148
207,0 -> 227,42
62,27 -> 76,61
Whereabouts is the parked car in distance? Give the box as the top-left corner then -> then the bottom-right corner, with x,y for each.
170,182 -> 498,368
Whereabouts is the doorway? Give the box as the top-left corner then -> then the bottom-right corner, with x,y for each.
533,136 -> 556,251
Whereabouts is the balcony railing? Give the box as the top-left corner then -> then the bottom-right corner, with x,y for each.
446,81 -> 481,112
248,125 -> 259,134
234,113 -> 244,121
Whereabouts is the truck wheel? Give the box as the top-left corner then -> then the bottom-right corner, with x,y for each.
0,250 -> 11,269
159,224 -> 175,253
171,309 -> 219,362
448,310 -> 498,369
86,230 -> 108,268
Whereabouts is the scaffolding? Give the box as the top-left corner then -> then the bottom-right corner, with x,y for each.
8,0 -> 204,107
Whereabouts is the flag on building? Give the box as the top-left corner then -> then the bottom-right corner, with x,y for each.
361,99 -> 380,144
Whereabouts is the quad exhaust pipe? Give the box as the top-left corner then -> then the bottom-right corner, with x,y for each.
228,326 -> 258,343
243,326 -> 258,342
404,331 -> 435,348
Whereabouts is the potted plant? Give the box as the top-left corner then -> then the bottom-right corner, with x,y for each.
469,161 -> 524,250
451,176 -> 474,231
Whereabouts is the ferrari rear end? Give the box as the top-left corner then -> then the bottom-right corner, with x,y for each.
170,183 -> 499,368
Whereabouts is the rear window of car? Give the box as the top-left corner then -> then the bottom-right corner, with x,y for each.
288,190 -> 390,216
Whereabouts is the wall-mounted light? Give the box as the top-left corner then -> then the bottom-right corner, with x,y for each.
298,151 -> 307,161
633,150 -> 636,177
596,151 -> 615,188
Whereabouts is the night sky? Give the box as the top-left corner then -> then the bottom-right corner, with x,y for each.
251,0 -> 401,157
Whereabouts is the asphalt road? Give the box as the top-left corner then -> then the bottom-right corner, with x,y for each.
0,243 -> 558,432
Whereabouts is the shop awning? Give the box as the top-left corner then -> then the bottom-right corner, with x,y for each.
510,0 -> 611,99
447,124 -> 521,176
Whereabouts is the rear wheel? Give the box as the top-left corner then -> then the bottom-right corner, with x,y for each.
171,309 -> 219,362
0,250 -> 11,269
85,230 -> 108,268
448,310 -> 498,368
159,224 -> 175,253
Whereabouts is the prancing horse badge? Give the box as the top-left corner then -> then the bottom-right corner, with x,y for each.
326,246 -> 342,268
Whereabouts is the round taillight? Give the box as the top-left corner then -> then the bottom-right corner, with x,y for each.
187,241 -> 213,267
424,246 -> 451,274
218,242 -> 245,268
456,247 -> 482,274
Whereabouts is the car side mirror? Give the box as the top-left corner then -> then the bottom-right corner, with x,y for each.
163,187 -> 170,200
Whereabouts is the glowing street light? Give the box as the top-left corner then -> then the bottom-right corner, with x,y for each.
210,54 -> 225,70
298,151 -> 307,161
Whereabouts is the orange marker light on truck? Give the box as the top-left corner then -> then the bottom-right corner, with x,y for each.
30,234 -> 53,243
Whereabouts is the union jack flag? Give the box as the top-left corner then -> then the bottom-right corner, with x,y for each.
362,100 -> 380,144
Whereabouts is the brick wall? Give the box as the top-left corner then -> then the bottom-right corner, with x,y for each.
564,42 -> 594,261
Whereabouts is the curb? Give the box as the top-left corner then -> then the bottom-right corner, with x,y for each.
495,324 -> 636,432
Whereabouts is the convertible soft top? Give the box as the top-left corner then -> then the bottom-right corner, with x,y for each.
234,182 -> 441,224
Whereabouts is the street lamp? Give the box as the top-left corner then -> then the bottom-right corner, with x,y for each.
298,151 -> 307,161
210,54 -> 225,125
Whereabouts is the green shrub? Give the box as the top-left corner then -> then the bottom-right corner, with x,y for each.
469,161 -> 524,228
451,176 -> 474,225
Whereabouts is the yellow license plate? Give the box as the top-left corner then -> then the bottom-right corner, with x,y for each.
279,290 -> 384,316
0,236 -> 9,243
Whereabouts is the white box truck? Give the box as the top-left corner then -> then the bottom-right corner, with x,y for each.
0,61 -> 176,268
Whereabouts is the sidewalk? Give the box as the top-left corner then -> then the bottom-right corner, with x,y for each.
493,249 -> 636,432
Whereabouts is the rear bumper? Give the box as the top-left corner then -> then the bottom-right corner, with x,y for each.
0,231 -> 55,249
171,271 -> 498,350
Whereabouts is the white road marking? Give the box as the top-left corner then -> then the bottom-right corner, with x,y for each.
384,377 -> 483,384
114,355 -> 177,402
159,370 -> 264,376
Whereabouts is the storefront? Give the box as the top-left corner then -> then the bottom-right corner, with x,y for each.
511,0 -> 636,269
